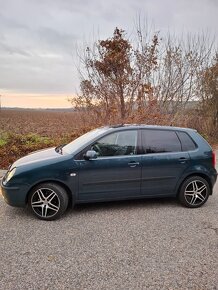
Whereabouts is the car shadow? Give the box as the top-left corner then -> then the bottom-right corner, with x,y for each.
68,196 -> 179,215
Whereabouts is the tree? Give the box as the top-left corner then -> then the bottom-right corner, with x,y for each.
200,55 -> 218,137
71,26 -> 216,132
72,27 -> 159,123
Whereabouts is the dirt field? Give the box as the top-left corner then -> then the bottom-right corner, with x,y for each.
0,109 -> 90,169
0,109 -> 85,137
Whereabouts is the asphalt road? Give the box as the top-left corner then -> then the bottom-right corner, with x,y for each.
0,161 -> 218,290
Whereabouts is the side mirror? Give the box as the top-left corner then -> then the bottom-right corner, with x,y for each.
84,150 -> 97,160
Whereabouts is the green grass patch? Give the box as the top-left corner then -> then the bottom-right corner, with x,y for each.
21,133 -> 54,146
0,132 -> 9,147
0,138 -> 7,147
0,132 -> 74,169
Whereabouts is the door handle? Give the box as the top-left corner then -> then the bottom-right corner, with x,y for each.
179,157 -> 188,163
128,161 -> 140,168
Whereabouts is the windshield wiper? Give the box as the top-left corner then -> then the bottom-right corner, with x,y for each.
55,144 -> 66,154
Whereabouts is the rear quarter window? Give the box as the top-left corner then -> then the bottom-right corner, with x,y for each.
142,129 -> 182,153
177,131 -> 196,151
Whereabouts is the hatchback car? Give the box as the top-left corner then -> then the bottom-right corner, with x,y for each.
1,125 -> 217,220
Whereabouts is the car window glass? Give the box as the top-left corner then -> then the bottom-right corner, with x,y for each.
177,132 -> 196,151
99,132 -> 118,145
142,130 -> 181,153
63,127 -> 109,154
92,130 -> 137,157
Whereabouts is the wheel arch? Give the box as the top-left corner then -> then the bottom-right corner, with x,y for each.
176,173 -> 212,197
26,180 -> 74,207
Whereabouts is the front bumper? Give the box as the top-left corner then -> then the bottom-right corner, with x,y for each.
1,180 -> 28,207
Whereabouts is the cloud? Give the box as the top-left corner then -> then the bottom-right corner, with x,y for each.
0,0 -> 217,95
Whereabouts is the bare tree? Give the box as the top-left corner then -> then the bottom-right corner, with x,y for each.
70,25 -> 216,132
198,54 -> 218,138
71,27 -> 159,123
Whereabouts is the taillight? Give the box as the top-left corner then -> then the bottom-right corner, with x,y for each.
212,151 -> 216,168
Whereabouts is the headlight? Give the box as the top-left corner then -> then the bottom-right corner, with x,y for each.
4,167 -> 16,184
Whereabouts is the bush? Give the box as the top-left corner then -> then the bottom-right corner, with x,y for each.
0,132 -> 74,169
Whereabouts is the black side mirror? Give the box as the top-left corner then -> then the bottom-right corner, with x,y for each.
84,150 -> 97,160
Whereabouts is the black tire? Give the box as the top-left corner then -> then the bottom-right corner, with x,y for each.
28,183 -> 69,220
178,176 -> 210,208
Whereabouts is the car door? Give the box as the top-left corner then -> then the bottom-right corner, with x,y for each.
76,129 -> 141,201
140,129 -> 190,196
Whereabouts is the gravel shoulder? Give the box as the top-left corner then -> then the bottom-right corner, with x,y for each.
0,158 -> 217,289
0,170 -> 6,178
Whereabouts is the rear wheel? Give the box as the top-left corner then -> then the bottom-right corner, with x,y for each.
179,176 -> 210,208
29,183 -> 69,220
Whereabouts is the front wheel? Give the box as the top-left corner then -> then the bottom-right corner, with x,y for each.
178,176 -> 210,208
29,183 -> 69,220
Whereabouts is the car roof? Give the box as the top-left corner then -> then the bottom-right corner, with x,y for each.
103,124 -> 196,132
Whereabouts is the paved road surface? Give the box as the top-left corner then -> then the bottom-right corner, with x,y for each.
0,156 -> 218,290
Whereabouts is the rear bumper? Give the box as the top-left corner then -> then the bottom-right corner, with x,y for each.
210,169 -> 217,193
1,180 -> 28,207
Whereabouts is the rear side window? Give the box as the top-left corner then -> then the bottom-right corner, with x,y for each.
177,132 -> 196,151
142,130 -> 181,154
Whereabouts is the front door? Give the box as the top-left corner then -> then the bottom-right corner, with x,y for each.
77,130 -> 141,201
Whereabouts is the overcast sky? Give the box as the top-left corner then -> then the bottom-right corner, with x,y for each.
0,0 -> 217,107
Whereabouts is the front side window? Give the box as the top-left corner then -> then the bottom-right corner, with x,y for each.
63,127 -> 109,154
142,130 -> 181,153
92,130 -> 138,157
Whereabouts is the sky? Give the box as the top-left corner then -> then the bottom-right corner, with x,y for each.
0,0 -> 217,108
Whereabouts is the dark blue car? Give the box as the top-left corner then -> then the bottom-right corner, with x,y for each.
1,125 -> 217,220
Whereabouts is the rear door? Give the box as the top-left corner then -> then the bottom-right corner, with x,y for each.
140,129 -> 190,196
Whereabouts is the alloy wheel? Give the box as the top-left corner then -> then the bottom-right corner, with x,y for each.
31,188 -> 60,218
184,180 -> 208,206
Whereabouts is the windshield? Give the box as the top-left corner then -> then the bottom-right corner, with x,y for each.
63,127 -> 109,155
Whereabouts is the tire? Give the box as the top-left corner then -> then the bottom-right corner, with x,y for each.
178,176 -> 210,208
28,183 -> 69,220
